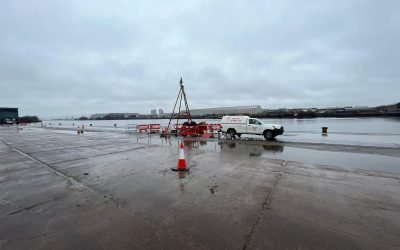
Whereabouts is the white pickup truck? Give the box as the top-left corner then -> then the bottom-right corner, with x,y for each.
220,116 -> 284,140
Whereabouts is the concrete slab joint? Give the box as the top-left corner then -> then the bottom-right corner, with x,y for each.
242,160 -> 287,250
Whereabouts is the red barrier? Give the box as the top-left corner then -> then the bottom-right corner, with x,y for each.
180,125 -> 198,137
174,124 -> 183,130
149,124 -> 161,133
137,124 -> 149,132
168,123 -> 222,136
206,124 -> 222,131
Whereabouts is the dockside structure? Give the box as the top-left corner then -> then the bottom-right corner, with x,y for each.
0,107 -> 18,124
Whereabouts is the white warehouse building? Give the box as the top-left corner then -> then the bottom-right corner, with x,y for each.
188,105 -> 263,116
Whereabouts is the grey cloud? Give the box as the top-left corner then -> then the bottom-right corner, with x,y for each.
0,0 -> 399,118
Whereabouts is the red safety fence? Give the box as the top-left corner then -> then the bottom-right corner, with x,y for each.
149,124 -> 160,132
180,125 -> 199,137
137,124 -> 149,132
173,124 -> 221,131
137,124 -> 161,133
137,123 -> 221,135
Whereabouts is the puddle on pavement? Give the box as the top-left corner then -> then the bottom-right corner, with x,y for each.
216,141 -> 400,174
129,134 -> 400,174
262,146 -> 400,173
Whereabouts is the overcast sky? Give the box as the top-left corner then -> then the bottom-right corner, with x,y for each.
1,0 -> 399,118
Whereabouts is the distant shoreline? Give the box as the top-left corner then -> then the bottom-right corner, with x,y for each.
46,102 -> 399,121
48,113 -> 400,121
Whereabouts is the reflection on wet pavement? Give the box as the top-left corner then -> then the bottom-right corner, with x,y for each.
219,142 -> 284,157
131,134 -> 400,174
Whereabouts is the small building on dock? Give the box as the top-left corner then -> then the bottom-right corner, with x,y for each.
0,107 -> 19,124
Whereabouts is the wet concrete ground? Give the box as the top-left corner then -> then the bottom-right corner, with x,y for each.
1,126 -> 400,249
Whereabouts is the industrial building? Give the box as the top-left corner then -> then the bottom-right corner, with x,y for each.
189,105 -> 263,116
0,107 -> 19,124
90,113 -> 138,119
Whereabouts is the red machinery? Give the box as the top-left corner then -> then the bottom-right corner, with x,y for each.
164,78 -> 208,137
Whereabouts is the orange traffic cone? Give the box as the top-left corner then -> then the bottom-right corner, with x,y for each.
172,141 -> 189,171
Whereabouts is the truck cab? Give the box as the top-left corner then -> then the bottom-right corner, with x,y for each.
220,116 -> 284,140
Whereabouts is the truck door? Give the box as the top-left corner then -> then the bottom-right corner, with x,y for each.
254,119 -> 264,134
236,118 -> 247,133
247,118 -> 261,134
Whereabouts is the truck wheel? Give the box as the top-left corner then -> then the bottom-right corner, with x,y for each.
263,130 -> 273,140
227,129 -> 236,139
